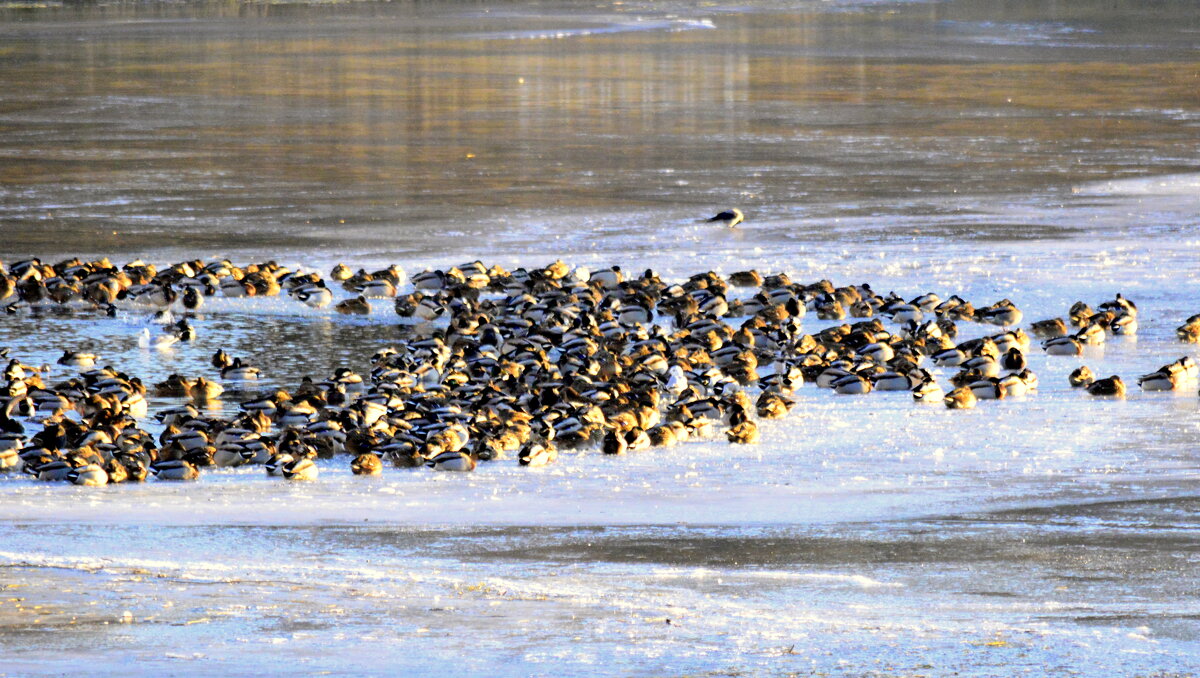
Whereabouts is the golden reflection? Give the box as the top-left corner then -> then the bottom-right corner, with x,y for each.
0,0 -> 1195,246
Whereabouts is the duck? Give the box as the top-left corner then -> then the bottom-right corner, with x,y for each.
935,296 -> 976,321
859,341 -> 895,363
646,424 -> 679,447
602,429 -> 628,455
171,318 -> 196,342
999,347 -> 1027,373
968,377 -> 1006,400
976,300 -> 1023,328
1068,365 -> 1095,388
1138,358 -> 1196,391
1029,317 -> 1067,338
292,281 -> 333,309
755,391 -> 795,419
381,442 -> 424,468
1074,323 -> 1106,346
335,295 -> 371,315
877,368 -> 934,392
182,286 -> 204,311
57,350 -> 98,369
888,303 -> 923,324
104,457 -> 130,484
583,265 -> 621,289
518,441 -> 557,467
1086,375 -> 1126,397
1058,299 -> 1087,325
705,208 -> 744,228
219,277 -> 255,298
221,358 -> 262,381
931,348 -> 967,367
130,282 -> 177,308
912,379 -> 945,403
1172,356 -> 1199,380
359,278 -> 397,298
1176,319 -> 1200,343
276,401 -> 319,428
414,296 -> 446,322
997,372 -> 1033,397
814,295 -> 846,320
832,373 -> 872,395
148,308 -> 176,325
618,302 -> 653,325
910,292 -> 941,312
189,377 -> 225,402
0,441 -> 23,473
1109,312 -> 1138,336
623,427 -> 652,452
35,459 -> 79,482
427,449 -> 477,472
725,411 -> 760,444
1098,293 -> 1137,318
156,403 -> 200,428
1042,335 -> 1082,356
1138,369 -> 1179,392
727,270 -> 763,287
281,457 -> 319,481
151,459 -> 200,481
115,454 -> 148,482
213,444 -> 248,468
264,452 -> 295,477
943,386 -> 977,409
351,452 -> 383,476
1012,368 -> 1038,392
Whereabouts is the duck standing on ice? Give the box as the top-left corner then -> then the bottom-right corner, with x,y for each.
706,208 -> 744,228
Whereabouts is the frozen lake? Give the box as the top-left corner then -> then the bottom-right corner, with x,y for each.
1,0 -> 1199,675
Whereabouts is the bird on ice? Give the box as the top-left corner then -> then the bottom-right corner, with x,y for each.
705,208 -> 744,228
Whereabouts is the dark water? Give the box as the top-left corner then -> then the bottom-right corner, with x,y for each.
0,0 -> 1197,257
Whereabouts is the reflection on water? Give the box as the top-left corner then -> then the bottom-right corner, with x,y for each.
0,0 -> 1197,256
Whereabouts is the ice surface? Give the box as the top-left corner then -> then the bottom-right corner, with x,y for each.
3,185 -> 1200,674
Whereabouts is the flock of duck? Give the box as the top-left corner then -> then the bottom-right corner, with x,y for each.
0,254 -> 1197,487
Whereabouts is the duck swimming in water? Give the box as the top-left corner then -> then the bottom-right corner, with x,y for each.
57,350 -> 97,369
335,295 -> 371,316
221,358 -> 262,381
